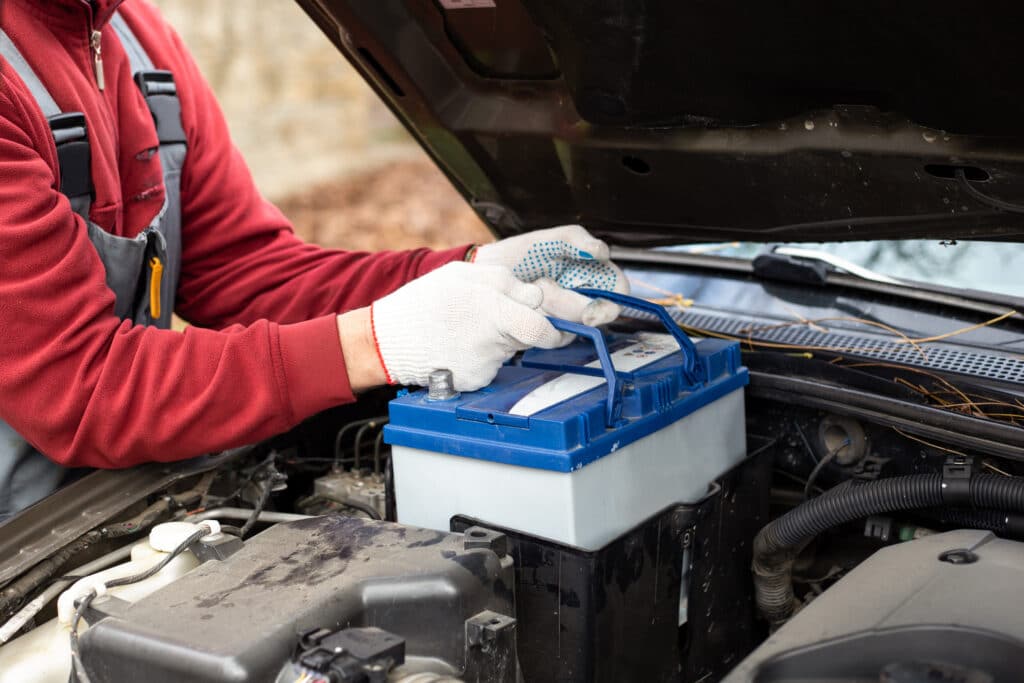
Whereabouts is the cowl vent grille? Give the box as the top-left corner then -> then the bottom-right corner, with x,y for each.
625,310 -> 1024,385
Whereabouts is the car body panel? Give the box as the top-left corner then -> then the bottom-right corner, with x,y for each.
295,0 -> 1024,243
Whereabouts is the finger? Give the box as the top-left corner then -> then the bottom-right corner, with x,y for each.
453,362 -> 501,393
460,262 -> 517,289
525,226 -> 611,264
464,264 -> 545,308
496,296 -> 565,349
506,280 -> 544,309
611,261 -> 631,294
581,299 -> 622,327
536,277 -> 622,328
534,278 -> 593,321
555,260 -> 625,293
553,225 -> 611,261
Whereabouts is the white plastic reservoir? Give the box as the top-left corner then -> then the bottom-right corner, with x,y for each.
0,521 -> 208,683
385,311 -> 749,551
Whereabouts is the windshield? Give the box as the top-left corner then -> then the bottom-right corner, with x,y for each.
667,240 -> 1024,298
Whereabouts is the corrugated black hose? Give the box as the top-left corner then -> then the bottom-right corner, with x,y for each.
752,473 -> 1024,624
917,507 -> 1024,539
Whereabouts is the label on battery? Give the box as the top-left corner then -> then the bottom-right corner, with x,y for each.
438,0 -> 496,8
509,333 -> 683,417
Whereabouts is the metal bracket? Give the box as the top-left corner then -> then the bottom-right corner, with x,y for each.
464,611 -> 518,682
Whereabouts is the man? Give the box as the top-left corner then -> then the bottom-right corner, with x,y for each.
0,0 -> 627,518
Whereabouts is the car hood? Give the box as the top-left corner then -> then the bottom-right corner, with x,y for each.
295,1 -> 1024,245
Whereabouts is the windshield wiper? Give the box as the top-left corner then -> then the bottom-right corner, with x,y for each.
753,245 -> 903,286
773,247 -> 904,284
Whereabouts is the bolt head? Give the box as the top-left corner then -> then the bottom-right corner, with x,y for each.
938,548 -> 978,565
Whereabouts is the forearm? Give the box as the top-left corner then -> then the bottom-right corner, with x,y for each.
177,222 -> 472,327
3,314 -> 356,469
337,308 -> 387,393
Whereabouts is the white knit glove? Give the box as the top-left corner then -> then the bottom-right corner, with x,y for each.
472,225 -> 630,326
371,262 -> 570,391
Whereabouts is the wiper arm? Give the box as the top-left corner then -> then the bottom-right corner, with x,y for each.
752,245 -> 903,286
774,247 -> 903,284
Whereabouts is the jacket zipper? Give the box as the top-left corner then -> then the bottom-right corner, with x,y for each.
90,29 -> 105,91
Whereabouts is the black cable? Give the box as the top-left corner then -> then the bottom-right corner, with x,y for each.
239,478 -> 273,539
353,420 -> 386,470
202,452 -> 276,507
69,524 -> 211,682
802,452 -> 836,500
298,495 -> 382,521
373,430 -> 386,475
956,169 -> 1024,214
230,457 -> 288,539
793,422 -> 820,465
339,499 -> 383,521
333,416 -> 388,469
69,591 -> 96,683
773,468 -> 824,495
803,439 -> 850,500
108,527 -> 209,589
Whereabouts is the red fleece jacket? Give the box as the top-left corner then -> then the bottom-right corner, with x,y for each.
0,0 -> 467,468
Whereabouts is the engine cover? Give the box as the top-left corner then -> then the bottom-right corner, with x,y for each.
78,516 -> 517,682
725,529 -> 1024,682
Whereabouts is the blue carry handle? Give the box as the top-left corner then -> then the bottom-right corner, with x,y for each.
544,292 -> 702,426
546,317 -> 622,426
573,288 -> 702,385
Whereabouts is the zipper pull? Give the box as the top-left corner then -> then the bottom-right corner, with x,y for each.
91,30 -> 105,91
149,256 -> 164,320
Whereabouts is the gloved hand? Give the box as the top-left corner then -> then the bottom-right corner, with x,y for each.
471,225 -> 629,326
370,262 -> 570,391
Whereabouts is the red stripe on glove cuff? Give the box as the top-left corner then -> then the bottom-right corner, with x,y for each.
369,303 -> 396,385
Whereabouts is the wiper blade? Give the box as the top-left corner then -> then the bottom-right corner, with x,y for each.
774,246 -> 904,284
752,245 -> 903,286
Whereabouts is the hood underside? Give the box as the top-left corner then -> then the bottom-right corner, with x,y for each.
296,0 -> 1024,244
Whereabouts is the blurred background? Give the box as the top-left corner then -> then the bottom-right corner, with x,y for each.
151,0 -> 491,252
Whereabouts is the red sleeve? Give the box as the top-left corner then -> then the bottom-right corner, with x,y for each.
0,81 -> 352,469
124,5 -> 469,329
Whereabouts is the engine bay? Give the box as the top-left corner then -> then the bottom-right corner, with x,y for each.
1,276 -> 1023,683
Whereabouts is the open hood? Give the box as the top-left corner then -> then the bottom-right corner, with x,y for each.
295,1 -> 1024,245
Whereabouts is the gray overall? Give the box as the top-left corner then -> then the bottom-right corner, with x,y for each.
0,14 -> 187,521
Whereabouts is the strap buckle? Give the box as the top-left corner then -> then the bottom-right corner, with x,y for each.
134,70 -> 187,145
47,112 -> 93,201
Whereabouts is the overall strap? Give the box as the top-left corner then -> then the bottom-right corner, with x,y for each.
109,13 -> 187,147
109,13 -> 154,73
0,29 -> 93,218
0,28 -> 59,116
110,11 -> 188,331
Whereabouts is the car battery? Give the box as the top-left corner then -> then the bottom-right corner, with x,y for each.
385,292 -> 749,551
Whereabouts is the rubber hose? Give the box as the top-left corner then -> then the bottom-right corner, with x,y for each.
752,473 -> 1024,624
917,507 -> 1024,539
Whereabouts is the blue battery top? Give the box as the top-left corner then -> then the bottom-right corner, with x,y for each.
384,314 -> 749,473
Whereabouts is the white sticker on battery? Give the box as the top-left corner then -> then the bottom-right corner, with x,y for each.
438,0 -> 496,8
509,333 -> 689,417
